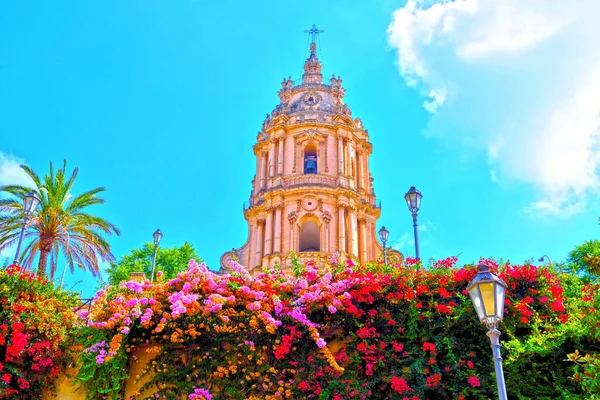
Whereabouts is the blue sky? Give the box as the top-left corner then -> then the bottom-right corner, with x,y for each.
1,0 -> 599,297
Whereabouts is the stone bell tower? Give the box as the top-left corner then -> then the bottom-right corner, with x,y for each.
220,26 -> 400,274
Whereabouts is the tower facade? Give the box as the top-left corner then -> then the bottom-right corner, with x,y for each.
221,32 -> 398,274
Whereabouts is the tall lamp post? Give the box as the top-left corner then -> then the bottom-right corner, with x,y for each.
150,229 -> 163,281
538,254 -> 553,267
404,186 -> 422,263
378,226 -> 389,265
467,263 -> 509,400
13,191 -> 41,265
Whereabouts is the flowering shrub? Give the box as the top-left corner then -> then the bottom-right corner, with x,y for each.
0,264 -> 78,399
75,256 -> 596,399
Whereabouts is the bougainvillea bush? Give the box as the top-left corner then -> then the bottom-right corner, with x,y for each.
0,264 -> 78,399
75,256 -> 597,400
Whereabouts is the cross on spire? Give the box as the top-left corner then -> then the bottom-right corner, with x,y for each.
304,24 -> 324,43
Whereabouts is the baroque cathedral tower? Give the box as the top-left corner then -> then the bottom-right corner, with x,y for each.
220,26 -> 401,274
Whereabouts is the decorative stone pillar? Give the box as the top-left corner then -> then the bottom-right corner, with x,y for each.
288,212 -> 298,252
277,138 -> 284,175
261,153 -> 267,186
348,207 -> 358,256
338,206 -> 346,253
357,152 -> 365,190
268,142 -> 275,179
345,140 -> 351,177
254,220 -> 264,268
323,211 -> 332,253
359,218 -> 368,262
264,208 -> 273,255
273,206 -> 282,253
337,136 -> 344,175
255,156 -> 262,192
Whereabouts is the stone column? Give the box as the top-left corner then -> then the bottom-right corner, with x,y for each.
359,218 -> 368,262
345,140 -> 352,178
277,138 -> 284,175
338,206 -> 346,253
254,220 -> 264,268
264,208 -> 273,255
364,152 -> 370,191
288,213 -> 298,252
261,153 -> 267,187
255,155 -> 262,192
366,220 -> 373,261
323,212 -> 331,253
268,143 -> 275,179
348,207 -> 358,256
273,206 -> 282,253
358,152 -> 365,190
337,136 -> 344,175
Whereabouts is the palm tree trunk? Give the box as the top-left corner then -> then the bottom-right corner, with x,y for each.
37,249 -> 50,276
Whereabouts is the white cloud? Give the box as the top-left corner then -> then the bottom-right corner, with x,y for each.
393,232 -> 412,250
0,151 -> 32,188
388,0 -> 600,216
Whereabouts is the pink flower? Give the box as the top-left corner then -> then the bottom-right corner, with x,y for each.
328,305 -> 337,314
316,338 -> 326,348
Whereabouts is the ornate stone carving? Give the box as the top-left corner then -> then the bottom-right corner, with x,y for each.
323,211 -> 332,223
288,211 -> 297,222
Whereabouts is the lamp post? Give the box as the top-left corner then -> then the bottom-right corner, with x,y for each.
538,254 -> 553,267
404,186 -> 422,263
150,229 -> 163,281
467,263 -> 509,400
378,226 -> 389,265
13,191 -> 41,265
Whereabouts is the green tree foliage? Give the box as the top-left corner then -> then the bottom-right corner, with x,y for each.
566,239 -> 600,278
105,242 -> 201,285
0,160 -> 120,278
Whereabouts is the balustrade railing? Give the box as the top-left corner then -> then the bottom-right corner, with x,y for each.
283,174 -> 337,188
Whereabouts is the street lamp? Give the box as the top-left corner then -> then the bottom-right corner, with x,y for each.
467,263 -> 509,400
150,229 -> 163,281
13,191 -> 41,265
378,226 -> 389,265
404,186 -> 422,263
538,254 -> 553,267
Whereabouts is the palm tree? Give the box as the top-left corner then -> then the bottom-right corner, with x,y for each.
0,160 -> 120,278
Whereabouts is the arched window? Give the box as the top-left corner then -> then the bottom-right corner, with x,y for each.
304,144 -> 318,174
299,221 -> 320,252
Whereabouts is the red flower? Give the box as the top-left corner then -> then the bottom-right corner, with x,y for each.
558,314 -> 569,323
467,360 -> 474,369
298,380 -> 311,391
422,342 -> 436,355
550,300 -> 565,313
539,296 -> 549,304
391,376 -> 413,394
2,373 -> 11,384
426,373 -> 441,387
468,376 -> 481,387
18,377 -> 30,389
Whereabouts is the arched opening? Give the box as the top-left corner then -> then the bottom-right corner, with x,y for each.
299,221 -> 320,252
304,144 -> 318,174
